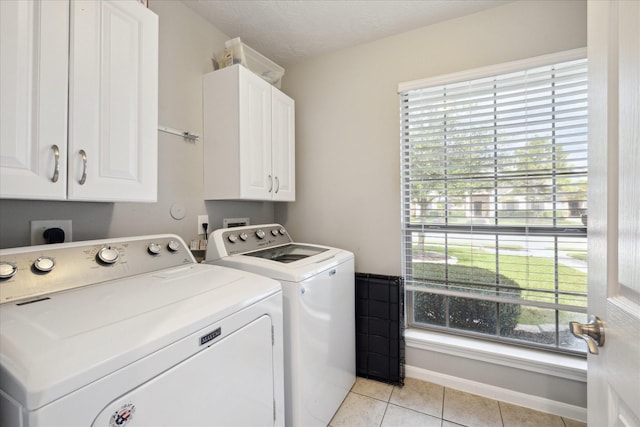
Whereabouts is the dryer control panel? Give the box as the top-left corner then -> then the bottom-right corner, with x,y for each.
0,235 -> 195,304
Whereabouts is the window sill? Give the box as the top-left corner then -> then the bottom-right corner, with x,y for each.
405,328 -> 587,382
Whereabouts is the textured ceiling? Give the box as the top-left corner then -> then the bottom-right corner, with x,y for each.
182,0 -> 513,66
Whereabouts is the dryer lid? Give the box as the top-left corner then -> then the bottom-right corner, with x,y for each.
0,264 -> 280,411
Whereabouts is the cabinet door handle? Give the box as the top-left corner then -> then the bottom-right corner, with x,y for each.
274,176 -> 280,194
51,145 -> 60,183
78,149 -> 87,185
268,175 -> 273,192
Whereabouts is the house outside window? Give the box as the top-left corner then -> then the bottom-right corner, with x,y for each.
399,50 -> 588,354
568,200 -> 585,217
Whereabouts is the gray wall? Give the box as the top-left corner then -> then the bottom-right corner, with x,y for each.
276,0 -> 588,276
0,0 -> 588,410
275,0 -> 588,409
405,344 -> 587,409
0,1 -> 275,249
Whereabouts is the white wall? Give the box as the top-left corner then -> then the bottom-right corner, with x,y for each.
0,1 -> 275,249
276,0 -> 587,276
276,0 -> 588,411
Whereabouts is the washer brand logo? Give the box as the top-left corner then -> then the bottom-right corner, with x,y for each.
109,403 -> 135,426
200,327 -> 222,346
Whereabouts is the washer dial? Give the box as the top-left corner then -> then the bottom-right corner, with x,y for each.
255,229 -> 266,239
147,243 -> 161,255
167,240 -> 180,252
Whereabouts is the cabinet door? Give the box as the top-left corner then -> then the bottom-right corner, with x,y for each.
0,0 -> 68,200
271,89 -> 295,201
68,0 -> 158,202
239,67 -> 272,199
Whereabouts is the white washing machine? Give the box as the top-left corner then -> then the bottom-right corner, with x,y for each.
206,224 -> 355,427
0,235 -> 285,427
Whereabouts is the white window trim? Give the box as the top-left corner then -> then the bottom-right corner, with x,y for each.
398,47 -> 587,93
405,328 -> 587,382
400,47 -> 589,353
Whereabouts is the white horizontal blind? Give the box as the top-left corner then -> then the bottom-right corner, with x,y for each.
400,57 -> 588,316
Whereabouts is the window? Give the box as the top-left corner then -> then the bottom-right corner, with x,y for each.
399,50 -> 588,355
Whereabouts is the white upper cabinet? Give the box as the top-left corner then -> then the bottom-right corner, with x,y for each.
203,65 -> 295,201
0,0 -> 69,200
68,0 -> 158,202
0,0 -> 158,202
271,88 -> 296,201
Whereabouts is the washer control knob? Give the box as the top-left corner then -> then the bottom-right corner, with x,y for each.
239,232 -> 248,241
33,256 -> 55,273
0,262 -> 18,279
255,229 -> 266,239
97,246 -> 120,264
167,240 -> 180,252
279,228 -> 286,235
228,233 -> 238,243
271,229 -> 279,237
147,243 -> 161,255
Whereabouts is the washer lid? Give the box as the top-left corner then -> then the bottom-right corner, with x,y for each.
213,245 -> 354,282
0,263 -> 281,411
244,243 -> 330,263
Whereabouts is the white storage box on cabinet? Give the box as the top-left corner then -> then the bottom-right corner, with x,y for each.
203,65 -> 295,201
0,0 -> 158,202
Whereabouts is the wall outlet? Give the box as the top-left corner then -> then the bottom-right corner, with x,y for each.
197,215 -> 209,235
30,220 -> 73,245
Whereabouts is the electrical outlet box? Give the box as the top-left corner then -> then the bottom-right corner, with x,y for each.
223,218 -> 250,228
30,220 -> 73,245
197,215 -> 209,235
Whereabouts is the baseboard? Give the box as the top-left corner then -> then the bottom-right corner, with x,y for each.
405,364 -> 587,423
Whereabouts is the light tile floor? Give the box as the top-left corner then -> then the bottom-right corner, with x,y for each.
329,377 -> 587,427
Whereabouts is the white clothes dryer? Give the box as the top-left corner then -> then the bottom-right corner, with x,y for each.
0,235 -> 285,427
206,224 -> 355,427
